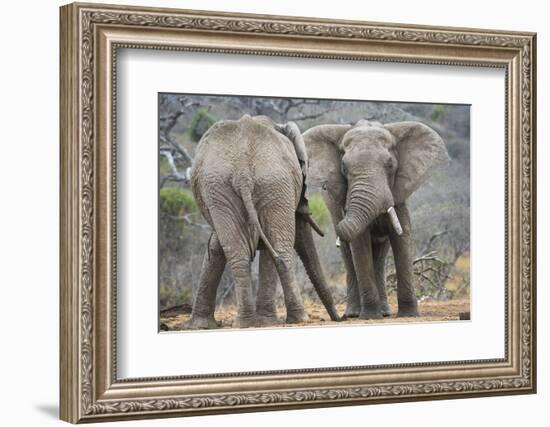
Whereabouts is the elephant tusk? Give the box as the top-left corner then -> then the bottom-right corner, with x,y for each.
335,236 -> 341,248
387,206 -> 403,236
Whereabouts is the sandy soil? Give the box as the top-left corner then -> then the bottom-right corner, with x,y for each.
160,299 -> 470,331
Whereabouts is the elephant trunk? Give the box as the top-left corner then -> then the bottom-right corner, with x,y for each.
335,177 -> 397,242
295,214 -> 340,321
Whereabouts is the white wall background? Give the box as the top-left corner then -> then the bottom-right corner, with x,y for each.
0,0 -> 545,425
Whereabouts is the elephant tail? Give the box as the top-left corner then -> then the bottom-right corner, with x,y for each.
238,182 -> 280,262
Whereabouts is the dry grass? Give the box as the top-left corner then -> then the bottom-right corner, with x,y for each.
160,299 -> 470,331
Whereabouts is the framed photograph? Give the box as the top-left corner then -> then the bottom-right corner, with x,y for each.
60,2 -> 537,423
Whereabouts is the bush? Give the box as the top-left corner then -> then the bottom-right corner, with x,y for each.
308,194 -> 331,229
189,108 -> 216,142
430,104 -> 448,122
159,187 -> 198,216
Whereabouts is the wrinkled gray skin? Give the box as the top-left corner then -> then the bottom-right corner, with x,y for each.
305,120 -> 449,319
186,115 -> 339,329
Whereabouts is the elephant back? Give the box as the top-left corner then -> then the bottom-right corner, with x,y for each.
191,115 -> 303,215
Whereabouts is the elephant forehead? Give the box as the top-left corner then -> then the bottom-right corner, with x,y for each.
344,127 -> 395,149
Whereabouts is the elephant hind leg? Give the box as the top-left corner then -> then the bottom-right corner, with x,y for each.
274,252 -> 308,324
255,251 -> 282,325
185,232 -> 226,330
207,206 -> 258,328
226,256 -> 257,328
259,207 -> 308,324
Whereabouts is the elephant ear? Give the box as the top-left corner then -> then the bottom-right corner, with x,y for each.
385,121 -> 449,204
303,124 -> 352,208
274,121 -> 308,175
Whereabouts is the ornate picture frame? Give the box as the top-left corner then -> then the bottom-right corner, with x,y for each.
59,2 -> 536,423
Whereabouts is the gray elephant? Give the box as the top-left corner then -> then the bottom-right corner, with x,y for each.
304,120 -> 449,320
186,114 -> 339,329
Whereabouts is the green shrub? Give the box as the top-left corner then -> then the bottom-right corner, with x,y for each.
308,194 -> 330,229
160,187 -> 198,216
189,108 -> 216,142
430,105 -> 448,122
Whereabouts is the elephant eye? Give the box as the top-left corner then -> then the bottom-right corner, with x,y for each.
341,162 -> 348,177
385,157 -> 396,172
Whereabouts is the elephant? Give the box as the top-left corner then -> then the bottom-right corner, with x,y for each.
304,119 -> 449,320
185,114 -> 340,329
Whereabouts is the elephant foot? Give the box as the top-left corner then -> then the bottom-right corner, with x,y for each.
358,306 -> 383,320
232,315 -> 259,329
286,309 -> 309,324
343,304 -> 360,320
358,311 -> 383,320
256,314 -> 283,327
397,308 -> 419,317
397,301 -> 419,317
380,303 -> 392,317
327,307 -> 342,322
183,315 -> 220,330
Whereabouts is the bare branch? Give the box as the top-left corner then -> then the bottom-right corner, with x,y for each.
420,229 -> 449,255
159,134 -> 193,165
160,150 -> 190,187
288,111 -> 327,122
166,212 -> 211,230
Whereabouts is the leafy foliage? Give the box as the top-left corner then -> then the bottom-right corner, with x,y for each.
189,108 -> 216,142
159,187 -> 197,216
308,195 -> 331,229
430,104 -> 448,122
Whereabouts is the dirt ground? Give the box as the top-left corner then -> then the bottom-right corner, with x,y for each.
160,299 -> 470,331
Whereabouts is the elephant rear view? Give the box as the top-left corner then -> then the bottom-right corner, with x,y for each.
188,114 -> 339,328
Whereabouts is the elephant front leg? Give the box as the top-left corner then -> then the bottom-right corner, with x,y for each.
340,240 -> 361,319
185,233 -> 226,329
388,204 -> 419,317
255,250 -> 283,325
324,199 -> 359,319
350,231 -> 383,320
372,240 -> 391,317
